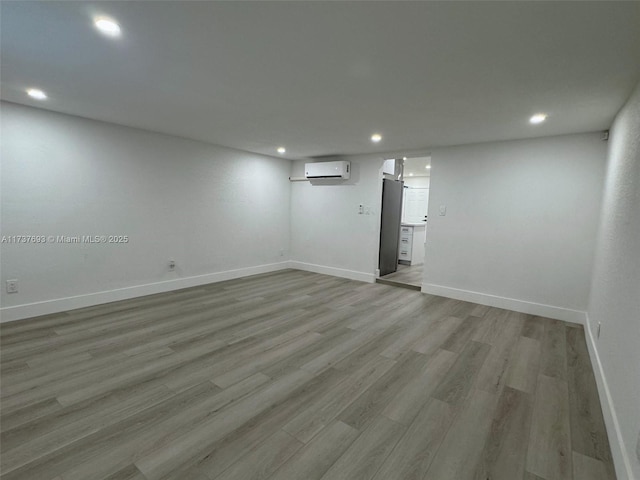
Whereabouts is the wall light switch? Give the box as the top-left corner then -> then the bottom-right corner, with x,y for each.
439,205 -> 447,216
358,204 -> 364,215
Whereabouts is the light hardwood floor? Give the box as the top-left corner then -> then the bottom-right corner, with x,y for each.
0,270 -> 615,480
379,263 -> 424,289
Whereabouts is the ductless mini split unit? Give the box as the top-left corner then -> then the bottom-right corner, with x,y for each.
304,161 -> 351,180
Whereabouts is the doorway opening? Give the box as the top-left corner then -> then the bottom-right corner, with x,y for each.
377,156 -> 430,290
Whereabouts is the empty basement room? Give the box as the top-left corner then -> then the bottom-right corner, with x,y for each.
1,2 -> 639,480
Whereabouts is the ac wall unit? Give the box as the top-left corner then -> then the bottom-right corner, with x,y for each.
304,161 -> 350,180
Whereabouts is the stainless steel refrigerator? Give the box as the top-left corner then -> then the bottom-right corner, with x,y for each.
378,178 -> 404,276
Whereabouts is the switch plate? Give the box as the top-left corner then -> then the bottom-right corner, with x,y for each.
358,204 -> 364,215
6,279 -> 18,293
439,205 -> 447,216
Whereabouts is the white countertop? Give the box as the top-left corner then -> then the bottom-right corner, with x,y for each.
402,222 -> 427,227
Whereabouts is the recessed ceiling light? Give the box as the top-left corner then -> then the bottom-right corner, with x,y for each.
26,88 -> 47,100
94,17 -> 121,36
409,173 -> 414,176
403,157 -> 407,160
529,113 -> 547,124
277,147 -> 286,154
426,165 -> 431,169
371,134 -> 382,143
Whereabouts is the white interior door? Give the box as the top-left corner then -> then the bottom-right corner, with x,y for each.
403,187 -> 429,223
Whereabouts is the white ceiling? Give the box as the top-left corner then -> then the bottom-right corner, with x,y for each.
2,1 -> 639,160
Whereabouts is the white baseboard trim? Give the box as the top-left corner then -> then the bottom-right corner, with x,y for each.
583,314 -> 634,480
421,283 -> 586,324
289,261 -> 375,284
0,262 -> 291,323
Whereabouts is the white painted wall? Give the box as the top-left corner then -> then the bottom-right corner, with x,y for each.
289,156 -> 383,282
0,102 -> 291,321
423,133 -> 607,322
403,176 -> 430,189
587,83 -> 640,480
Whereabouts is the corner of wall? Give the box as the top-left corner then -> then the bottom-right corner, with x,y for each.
421,282 -> 587,325
288,261 -> 375,284
582,81 -> 640,480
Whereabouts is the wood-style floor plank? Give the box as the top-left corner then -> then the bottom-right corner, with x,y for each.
282,355 -> 396,443
521,316 -> 545,341
431,340 -> 491,407
474,310 -> 524,395
135,369 -> 313,480
524,472 -> 547,480
473,386 -> 534,480
268,420 -> 359,480
526,374 -> 572,480
411,315 -> 464,355
0,270 -> 616,480
214,429 -> 303,480
381,348 -> 456,426
1,381 -> 220,480
504,335 -> 541,394
102,464 -> 147,480
424,388 -> 498,479
540,319 -> 568,380
318,415 -> 405,480
572,451 -> 610,480
169,366 -> 343,480
373,398 -> 454,480
337,351 -> 431,430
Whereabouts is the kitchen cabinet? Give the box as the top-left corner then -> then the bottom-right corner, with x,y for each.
398,223 -> 426,265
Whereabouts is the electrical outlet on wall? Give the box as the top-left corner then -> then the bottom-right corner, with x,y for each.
168,259 -> 176,271
6,279 -> 18,293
